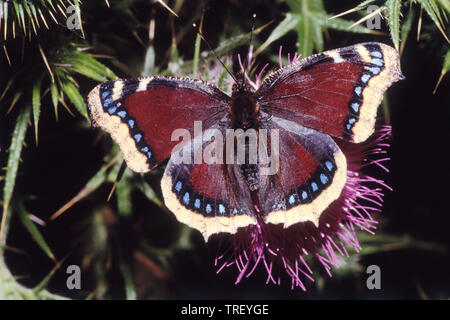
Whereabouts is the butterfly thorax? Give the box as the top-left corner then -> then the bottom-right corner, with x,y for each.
230,82 -> 259,130
230,82 -> 261,193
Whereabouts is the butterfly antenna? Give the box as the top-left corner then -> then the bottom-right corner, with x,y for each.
250,13 -> 256,48
192,23 -> 238,83
243,13 -> 257,72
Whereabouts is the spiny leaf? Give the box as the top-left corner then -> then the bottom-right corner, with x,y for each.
62,51 -> 117,82
33,256 -> 68,294
32,78 -> 42,146
49,161 -> 114,221
358,232 -> 447,255
164,20 -> 273,74
6,91 -> 22,115
13,1 -> 25,33
433,49 -> 450,94
416,0 -> 450,43
116,172 -> 132,217
17,200 -> 55,261
119,247 -> 136,300
442,49 -> 450,73
285,0 -> 302,12
214,20 -> 273,59
1,106 -> 30,242
329,0 -> 378,21
386,0 -> 402,51
311,11 -> 378,34
427,0 -> 446,26
0,253 -> 67,299
73,0 -> 85,38
155,0 -> 178,17
400,7 -> 415,55
168,31 -> 181,75
38,44 -> 54,83
0,78 -> 14,102
142,45 -> 156,77
356,0 -> 378,10
297,0 -> 314,57
255,13 -> 300,56
312,21 -> 324,53
3,2 -> 8,39
437,0 -> 450,14
61,81 -> 88,119
137,181 -> 164,209
348,5 -> 386,31
50,82 -> 59,120
122,260 -> 137,300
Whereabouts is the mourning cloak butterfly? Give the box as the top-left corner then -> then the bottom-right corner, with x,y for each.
88,42 -> 404,240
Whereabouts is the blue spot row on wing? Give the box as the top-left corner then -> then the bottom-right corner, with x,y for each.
107,105 -> 118,115
172,179 -> 239,218
99,84 -> 153,162
345,45 -> 385,135
282,159 -> 336,210
101,90 -> 110,100
172,158 -> 336,217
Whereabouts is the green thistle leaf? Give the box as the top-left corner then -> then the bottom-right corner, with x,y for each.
2,106 -> 30,238
386,0 -> 402,51
256,13 -> 301,56
32,78 -> 42,145
61,81 -> 88,119
50,82 -> 59,120
433,49 -> 450,93
17,201 -> 55,261
63,51 -> 117,82
416,0 -> 450,43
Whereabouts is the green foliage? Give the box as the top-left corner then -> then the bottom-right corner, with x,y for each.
386,0 -> 402,50
257,0 -> 377,57
2,106 -> 30,233
17,200 -> 55,261
434,49 -> 450,93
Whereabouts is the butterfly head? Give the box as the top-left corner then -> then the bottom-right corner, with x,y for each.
232,75 -> 254,94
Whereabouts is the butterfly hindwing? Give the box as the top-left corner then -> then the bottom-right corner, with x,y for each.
256,42 -> 404,143
257,116 -> 347,227
88,77 -> 229,172
161,120 -> 257,240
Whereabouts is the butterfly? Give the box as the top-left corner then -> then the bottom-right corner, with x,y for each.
87,42 -> 404,241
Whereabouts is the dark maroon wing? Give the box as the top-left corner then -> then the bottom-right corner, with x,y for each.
255,42 -> 404,143
161,121 -> 257,240
87,77 -> 229,173
257,116 -> 347,228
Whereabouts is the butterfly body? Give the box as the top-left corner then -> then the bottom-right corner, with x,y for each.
230,82 -> 259,130
88,42 -> 404,240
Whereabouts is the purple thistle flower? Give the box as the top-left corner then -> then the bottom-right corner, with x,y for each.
214,48 -> 393,290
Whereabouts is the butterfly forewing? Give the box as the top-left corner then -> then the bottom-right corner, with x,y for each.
88,77 -> 229,173
256,42 -> 404,143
